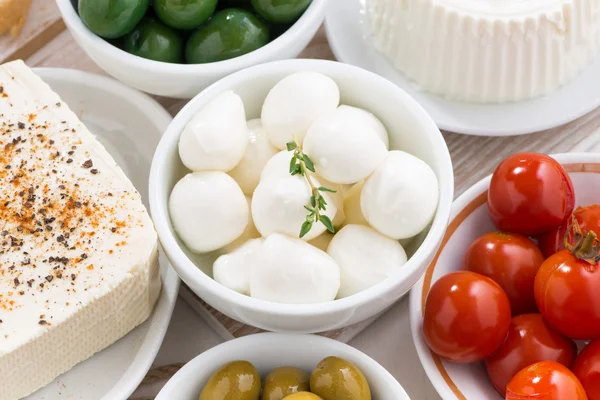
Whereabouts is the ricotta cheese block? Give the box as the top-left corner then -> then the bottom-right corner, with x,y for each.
0,60 -> 161,400
368,0 -> 600,102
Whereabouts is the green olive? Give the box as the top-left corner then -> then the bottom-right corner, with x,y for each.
219,0 -> 252,6
282,393 -> 322,399
310,357 -> 371,400
185,8 -> 270,64
250,0 -> 311,24
262,367 -> 310,400
154,0 -> 218,30
199,360 -> 261,400
124,19 -> 184,63
78,0 -> 150,39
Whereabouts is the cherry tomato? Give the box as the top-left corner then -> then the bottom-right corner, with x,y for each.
485,314 -> 577,396
535,238 -> 600,340
423,271 -> 511,363
465,232 -> 544,316
538,205 -> 600,258
487,153 -> 574,236
573,340 -> 600,400
506,361 -> 588,400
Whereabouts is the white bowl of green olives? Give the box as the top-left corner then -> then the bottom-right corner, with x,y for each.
56,0 -> 328,98
156,333 -> 410,399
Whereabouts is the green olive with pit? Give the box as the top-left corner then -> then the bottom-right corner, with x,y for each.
78,0 -> 150,39
199,360 -> 261,400
185,8 -> 269,64
282,393 -> 322,400
262,367 -> 310,400
310,357 -> 371,400
154,0 -> 218,30
250,0 -> 311,24
124,19 -> 184,63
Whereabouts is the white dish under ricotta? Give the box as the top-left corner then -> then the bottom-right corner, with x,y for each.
0,60 -> 160,400
368,0 -> 600,103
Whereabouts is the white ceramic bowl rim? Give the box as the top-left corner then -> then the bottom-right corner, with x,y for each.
34,66 -> 173,127
56,0 -> 329,74
150,58 -> 454,317
409,151 -> 600,400
157,332 -> 409,398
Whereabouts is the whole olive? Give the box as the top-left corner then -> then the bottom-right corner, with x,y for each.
262,367 -> 310,400
79,0 -> 150,39
310,357 -> 371,400
251,0 -> 311,24
124,18 -> 184,63
199,360 -> 261,400
282,393 -> 322,399
154,0 -> 218,30
185,8 -> 269,63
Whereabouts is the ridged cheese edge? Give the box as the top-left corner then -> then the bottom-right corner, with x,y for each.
0,249 -> 160,400
369,0 -> 600,102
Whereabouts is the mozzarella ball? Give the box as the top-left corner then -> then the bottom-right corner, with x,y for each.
213,238 -> 263,295
338,105 -> 389,149
252,174 -> 337,241
303,106 -> 388,184
179,91 -> 248,172
224,196 -> 261,252
343,181 -> 369,227
328,225 -> 407,298
169,172 -> 248,253
308,231 -> 335,252
250,233 -> 340,303
260,150 -> 346,226
361,151 -> 439,239
260,150 -> 295,182
261,71 -> 340,149
229,119 -> 278,195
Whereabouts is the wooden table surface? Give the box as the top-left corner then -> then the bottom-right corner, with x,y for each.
2,2 -> 600,399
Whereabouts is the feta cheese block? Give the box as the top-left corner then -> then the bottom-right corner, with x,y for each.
0,60 -> 161,400
368,0 -> 600,102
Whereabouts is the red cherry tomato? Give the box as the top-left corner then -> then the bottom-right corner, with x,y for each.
487,153 -> 574,236
485,314 -> 577,396
506,361 -> 588,400
465,232 -> 544,316
423,271 -> 511,363
573,340 -> 600,400
538,205 -> 600,258
535,237 -> 600,340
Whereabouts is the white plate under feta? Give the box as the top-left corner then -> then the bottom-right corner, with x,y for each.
325,0 -> 600,136
8,67 -> 180,400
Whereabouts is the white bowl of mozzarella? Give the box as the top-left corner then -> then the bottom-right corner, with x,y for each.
149,59 -> 454,333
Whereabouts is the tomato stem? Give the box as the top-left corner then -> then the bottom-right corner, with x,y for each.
564,215 -> 600,265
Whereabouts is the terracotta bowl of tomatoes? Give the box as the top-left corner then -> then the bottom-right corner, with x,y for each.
409,152 -> 600,400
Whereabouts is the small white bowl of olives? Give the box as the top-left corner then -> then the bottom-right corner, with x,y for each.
156,333 -> 410,399
56,0 -> 329,98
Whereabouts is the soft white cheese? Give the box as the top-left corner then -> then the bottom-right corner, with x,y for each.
250,233 -> 340,304
328,225 -> 407,298
228,119 -> 278,195
361,151 -> 439,239
260,150 -> 346,227
261,71 -> 340,149
213,238 -> 263,296
0,60 -> 160,400
178,90 -> 248,172
170,171 -> 248,253
223,196 -> 260,252
368,0 -> 600,102
303,106 -> 388,184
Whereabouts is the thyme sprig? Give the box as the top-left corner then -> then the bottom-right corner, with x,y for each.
286,140 -> 336,238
